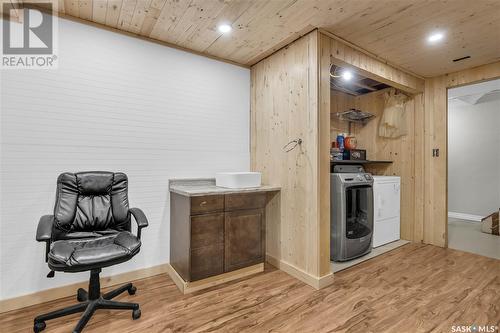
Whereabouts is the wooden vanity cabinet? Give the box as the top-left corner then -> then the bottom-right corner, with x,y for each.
170,192 -> 267,282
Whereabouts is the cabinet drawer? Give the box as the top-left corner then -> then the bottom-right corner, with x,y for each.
190,244 -> 224,281
225,193 -> 267,211
190,213 -> 224,249
190,195 -> 224,215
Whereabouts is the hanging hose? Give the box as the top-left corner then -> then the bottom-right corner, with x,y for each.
282,138 -> 303,152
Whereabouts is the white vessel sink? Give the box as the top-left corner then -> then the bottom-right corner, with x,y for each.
215,172 -> 262,189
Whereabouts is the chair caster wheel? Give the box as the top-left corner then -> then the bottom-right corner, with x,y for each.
77,288 -> 87,302
34,321 -> 46,332
132,309 -> 141,320
128,286 -> 137,295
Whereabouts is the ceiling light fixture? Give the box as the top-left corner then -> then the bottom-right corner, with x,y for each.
427,32 -> 445,44
217,23 -> 232,34
342,70 -> 353,81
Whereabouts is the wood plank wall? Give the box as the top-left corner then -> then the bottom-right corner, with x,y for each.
251,30 -> 332,287
329,90 -> 355,139
423,61 -> 500,247
318,30 -> 424,94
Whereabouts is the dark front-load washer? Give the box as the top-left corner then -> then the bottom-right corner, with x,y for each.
331,165 -> 374,261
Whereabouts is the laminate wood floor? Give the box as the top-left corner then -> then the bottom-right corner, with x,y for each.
1,243 -> 499,333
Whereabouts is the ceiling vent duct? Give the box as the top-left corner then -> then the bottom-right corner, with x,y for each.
330,64 -> 390,96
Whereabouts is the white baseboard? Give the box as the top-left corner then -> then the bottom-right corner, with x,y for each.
448,212 -> 484,222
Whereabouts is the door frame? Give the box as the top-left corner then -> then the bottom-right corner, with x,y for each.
424,61 -> 500,248
444,75 -> 500,246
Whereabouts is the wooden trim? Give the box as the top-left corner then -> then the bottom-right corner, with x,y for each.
317,31 -> 332,276
318,29 -> 425,81
445,61 -> 500,88
166,263 -> 264,294
7,6 -> 249,70
265,254 -> 334,290
0,264 -> 168,314
413,93 -> 425,243
165,263 -> 187,293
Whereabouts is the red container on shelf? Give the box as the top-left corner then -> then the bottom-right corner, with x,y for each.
344,136 -> 357,150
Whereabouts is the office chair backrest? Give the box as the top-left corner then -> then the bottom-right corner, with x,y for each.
52,171 -> 131,240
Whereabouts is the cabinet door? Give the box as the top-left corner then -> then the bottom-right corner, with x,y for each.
190,244 -> 224,281
190,213 -> 224,249
224,209 -> 264,272
189,213 -> 224,281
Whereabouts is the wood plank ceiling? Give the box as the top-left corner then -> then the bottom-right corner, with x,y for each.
10,0 -> 500,76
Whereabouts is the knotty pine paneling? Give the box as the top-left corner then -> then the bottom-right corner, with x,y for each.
250,31 -> 330,283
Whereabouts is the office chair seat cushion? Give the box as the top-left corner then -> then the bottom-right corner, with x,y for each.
48,231 -> 141,272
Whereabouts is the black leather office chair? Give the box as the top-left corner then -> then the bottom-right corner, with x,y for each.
34,171 -> 148,333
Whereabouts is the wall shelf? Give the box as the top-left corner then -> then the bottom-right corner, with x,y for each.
330,160 -> 393,165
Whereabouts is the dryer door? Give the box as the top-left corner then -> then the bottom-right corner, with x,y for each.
374,182 -> 400,221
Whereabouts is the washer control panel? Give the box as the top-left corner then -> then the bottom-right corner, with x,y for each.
337,173 -> 374,184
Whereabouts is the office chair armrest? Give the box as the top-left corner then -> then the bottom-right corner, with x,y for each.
129,208 -> 148,239
36,215 -> 54,242
36,215 -> 54,262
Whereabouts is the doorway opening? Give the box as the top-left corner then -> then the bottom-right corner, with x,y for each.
447,78 -> 500,259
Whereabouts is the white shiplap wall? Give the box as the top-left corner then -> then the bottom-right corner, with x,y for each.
0,18 -> 250,300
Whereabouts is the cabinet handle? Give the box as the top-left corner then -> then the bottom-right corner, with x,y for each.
200,201 -> 207,206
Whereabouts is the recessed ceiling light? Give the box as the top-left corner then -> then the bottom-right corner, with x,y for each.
342,70 -> 353,81
217,23 -> 232,34
427,32 -> 445,44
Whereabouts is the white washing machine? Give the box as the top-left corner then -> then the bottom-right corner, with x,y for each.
372,176 -> 400,247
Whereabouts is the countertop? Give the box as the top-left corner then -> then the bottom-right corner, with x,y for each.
169,178 -> 281,197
